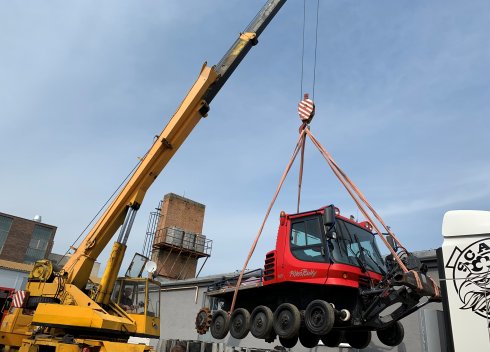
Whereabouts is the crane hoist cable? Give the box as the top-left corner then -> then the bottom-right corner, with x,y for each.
300,0 -> 306,98
312,0 -> 320,100
300,0 -> 321,100
229,97 -> 415,314
297,0 -> 320,213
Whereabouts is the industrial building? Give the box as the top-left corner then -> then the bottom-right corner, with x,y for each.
0,212 -> 57,290
147,193 -> 212,280
0,212 -> 100,291
0,212 -> 56,264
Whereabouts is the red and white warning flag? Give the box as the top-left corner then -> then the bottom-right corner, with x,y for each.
298,93 -> 315,123
12,290 -> 28,308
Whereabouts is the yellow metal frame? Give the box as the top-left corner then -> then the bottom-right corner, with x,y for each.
24,278 -> 160,338
0,308 -> 33,348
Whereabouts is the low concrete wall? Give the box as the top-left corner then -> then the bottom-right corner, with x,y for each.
156,339 -> 286,352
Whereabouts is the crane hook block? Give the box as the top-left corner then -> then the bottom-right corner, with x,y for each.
298,93 -> 315,124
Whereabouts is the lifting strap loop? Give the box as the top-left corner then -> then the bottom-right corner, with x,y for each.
230,118 -> 414,314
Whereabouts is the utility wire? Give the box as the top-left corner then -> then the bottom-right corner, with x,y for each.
300,0 -> 306,99
300,0 -> 321,100
312,0 -> 320,100
57,152 -> 148,266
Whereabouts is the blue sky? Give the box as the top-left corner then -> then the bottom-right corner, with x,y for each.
1,0 -> 489,277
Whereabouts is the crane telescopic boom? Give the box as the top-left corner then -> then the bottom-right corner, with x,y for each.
0,1 -> 289,351
63,0 -> 288,291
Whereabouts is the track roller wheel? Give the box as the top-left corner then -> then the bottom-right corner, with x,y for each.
377,321 -> 404,347
195,307 -> 212,335
321,329 -> 342,347
210,310 -> 230,339
345,330 -> 371,349
299,327 -> 320,348
304,299 -> 335,335
250,305 -> 274,339
279,335 -> 298,348
230,308 -> 251,339
273,303 -> 301,339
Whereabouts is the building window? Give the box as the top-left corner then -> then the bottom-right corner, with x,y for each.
0,215 -> 13,254
24,225 -> 52,263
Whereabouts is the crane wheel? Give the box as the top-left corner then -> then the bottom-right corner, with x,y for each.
230,308 -> 251,339
345,330 -> 372,349
299,327 -> 320,348
210,309 -> 230,339
279,335 -> 298,348
321,329 -> 342,347
195,307 -> 212,335
250,305 -> 273,339
304,299 -> 335,335
273,303 -> 301,339
376,321 -> 404,346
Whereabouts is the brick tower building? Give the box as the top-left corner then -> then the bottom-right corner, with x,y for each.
151,193 -> 211,280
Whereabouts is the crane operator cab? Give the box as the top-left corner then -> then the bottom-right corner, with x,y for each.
112,277 -> 161,337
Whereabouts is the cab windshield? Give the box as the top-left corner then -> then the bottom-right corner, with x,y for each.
112,279 -> 160,317
329,219 -> 386,274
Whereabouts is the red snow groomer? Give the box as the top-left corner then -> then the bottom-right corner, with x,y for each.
196,205 -> 440,349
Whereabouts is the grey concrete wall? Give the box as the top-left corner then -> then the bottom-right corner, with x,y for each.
0,269 -> 28,290
160,286 -> 208,341
160,265 -> 444,352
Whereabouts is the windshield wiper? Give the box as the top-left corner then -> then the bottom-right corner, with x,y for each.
360,247 -> 386,275
340,222 -> 368,273
352,233 -> 371,273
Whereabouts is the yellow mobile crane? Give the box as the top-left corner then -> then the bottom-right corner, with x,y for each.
0,1 -> 288,351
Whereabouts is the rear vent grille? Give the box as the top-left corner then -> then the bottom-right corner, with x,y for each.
264,251 -> 276,281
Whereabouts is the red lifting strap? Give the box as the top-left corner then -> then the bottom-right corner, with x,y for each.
229,128 -> 308,314
304,128 -> 409,273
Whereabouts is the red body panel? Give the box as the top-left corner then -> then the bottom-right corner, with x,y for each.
0,287 -> 15,324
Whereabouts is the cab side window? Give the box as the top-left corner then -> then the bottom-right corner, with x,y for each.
290,217 -> 324,262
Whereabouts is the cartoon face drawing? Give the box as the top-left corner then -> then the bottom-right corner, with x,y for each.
446,238 -> 490,319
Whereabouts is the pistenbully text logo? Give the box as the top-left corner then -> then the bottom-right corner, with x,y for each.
290,269 -> 317,278
446,238 -> 490,319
